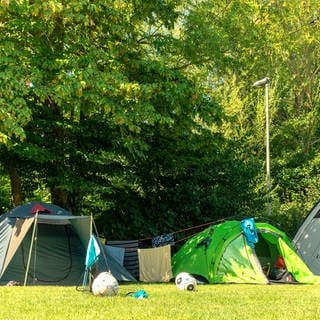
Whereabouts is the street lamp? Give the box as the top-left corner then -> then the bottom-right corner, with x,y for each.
253,77 -> 271,215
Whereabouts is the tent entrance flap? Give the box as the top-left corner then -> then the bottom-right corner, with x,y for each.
1,217 -> 35,278
215,235 -> 267,284
254,233 -> 281,271
34,223 -> 88,284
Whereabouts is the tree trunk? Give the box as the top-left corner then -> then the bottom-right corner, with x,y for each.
50,186 -> 71,211
8,165 -> 23,207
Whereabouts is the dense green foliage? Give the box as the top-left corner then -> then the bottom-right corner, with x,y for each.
1,284 -> 320,320
0,0 -> 320,238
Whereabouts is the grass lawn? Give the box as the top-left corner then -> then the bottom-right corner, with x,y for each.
1,283 -> 320,320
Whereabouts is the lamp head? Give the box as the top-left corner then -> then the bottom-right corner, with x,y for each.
253,77 -> 271,88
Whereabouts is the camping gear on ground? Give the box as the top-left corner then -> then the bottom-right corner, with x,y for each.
268,256 -> 293,282
293,201 -> 320,275
0,201 -> 136,286
5,280 -> 21,286
127,289 -> 148,299
172,219 -> 320,284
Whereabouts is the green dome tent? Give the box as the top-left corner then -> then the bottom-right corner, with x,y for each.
172,220 -> 320,284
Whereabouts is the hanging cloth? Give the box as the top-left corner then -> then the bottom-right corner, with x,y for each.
241,218 -> 258,248
151,233 -> 175,248
138,245 -> 173,282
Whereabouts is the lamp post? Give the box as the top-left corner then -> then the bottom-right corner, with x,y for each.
253,77 -> 271,215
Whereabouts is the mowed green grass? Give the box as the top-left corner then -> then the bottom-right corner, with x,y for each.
1,283 -> 320,320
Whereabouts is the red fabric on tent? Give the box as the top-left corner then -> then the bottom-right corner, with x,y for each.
31,203 -> 51,214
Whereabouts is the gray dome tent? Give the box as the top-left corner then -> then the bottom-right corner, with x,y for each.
293,201 -> 320,275
0,201 -> 135,285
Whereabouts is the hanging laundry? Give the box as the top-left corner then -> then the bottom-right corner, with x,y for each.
106,240 -> 139,279
138,245 -> 173,282
151,233 -> 175,248
105,245 -> 125,266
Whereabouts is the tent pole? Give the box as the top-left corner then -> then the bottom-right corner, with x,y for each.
90,215 -> 93,237
23,212 -> 38,286
92,217 -> 110,272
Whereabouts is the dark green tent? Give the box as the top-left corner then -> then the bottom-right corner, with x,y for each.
0,201 -> 135,285
172,220 -> 320,284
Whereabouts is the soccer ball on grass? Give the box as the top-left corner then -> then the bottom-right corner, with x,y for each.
175,272 -> 197,291
91,272 -> 119,296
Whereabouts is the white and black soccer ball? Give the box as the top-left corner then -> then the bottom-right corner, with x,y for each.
175,272 -> 197,291
91,272 -> 119,297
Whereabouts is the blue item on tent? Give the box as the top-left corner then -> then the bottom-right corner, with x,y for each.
82,235 -> 101,288
85,235 -> 101,268
241,218 -> 258,248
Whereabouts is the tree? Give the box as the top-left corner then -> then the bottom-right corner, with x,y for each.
3,0 -> 319,238
0,0 -> 185,209
187,0 -> 320,233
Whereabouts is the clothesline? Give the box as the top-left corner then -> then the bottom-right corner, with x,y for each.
137,212 -> 251,246
138,218 -> 226,244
